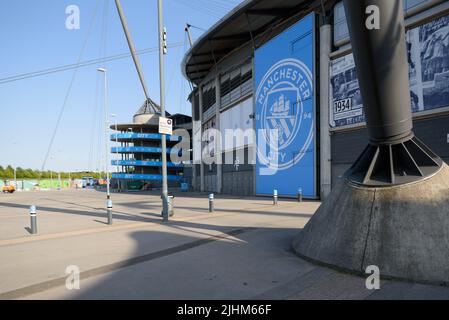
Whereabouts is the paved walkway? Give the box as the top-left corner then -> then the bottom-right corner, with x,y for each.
0,189 -> 448,299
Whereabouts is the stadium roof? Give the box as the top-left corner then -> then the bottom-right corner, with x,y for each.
182,0 -> 336,85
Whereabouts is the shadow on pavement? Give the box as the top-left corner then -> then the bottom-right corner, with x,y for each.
67,221 -> 304,299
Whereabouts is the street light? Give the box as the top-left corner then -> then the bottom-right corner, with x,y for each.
97,67 -> 111,200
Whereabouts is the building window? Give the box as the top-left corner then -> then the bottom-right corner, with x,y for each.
220,60 -> 252,108
202,81 -> 216,113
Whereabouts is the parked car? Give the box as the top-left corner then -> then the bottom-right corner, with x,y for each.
81,176 -> 94,188
2,184 -> 15,194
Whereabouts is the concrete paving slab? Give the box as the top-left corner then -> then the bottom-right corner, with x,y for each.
0,189 -> 448,300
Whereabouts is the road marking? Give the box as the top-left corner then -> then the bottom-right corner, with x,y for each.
0,227 -> 255,300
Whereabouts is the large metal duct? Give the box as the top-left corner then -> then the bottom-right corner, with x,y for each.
293,0 -> 449,285
344,0 -> 442,186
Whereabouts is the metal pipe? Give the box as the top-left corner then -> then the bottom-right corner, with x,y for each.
158,0 -> 169,221
343,0 -> 412,145
343,0 -> 442,186
98,69 -> 111,200
273,189 -> 278,205
185,24 -> 193,48
114,0 -> 152,102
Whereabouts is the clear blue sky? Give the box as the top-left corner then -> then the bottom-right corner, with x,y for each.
0,0 -> 242,172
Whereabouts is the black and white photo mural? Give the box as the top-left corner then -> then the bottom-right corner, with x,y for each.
330,14 -> 449,128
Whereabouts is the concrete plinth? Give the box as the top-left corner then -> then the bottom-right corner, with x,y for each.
293,163 -> 449,285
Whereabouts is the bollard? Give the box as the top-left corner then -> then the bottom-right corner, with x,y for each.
168,195 -> 174,217
273,189 -> 278,205
209,193 -> 214,212
297,187 -> 303,202
161,195 -> 169,222
107,199 -> 113,225
30,205 -> 37,234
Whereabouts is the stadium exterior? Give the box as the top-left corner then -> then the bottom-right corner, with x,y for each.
110,100 -> 192,191
182,0 -> 449,199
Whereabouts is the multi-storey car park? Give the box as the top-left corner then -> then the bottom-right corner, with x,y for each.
110,100 -> 192,191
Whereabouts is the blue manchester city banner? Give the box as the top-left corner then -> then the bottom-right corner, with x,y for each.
255,13 -> 316,198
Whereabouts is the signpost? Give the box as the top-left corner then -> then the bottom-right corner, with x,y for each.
159,116 -> 173,136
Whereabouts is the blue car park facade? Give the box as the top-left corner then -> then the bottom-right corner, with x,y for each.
182,0 -> 449,200
110,103 -> 192,191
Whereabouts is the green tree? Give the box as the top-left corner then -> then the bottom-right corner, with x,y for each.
0,166 -> 4,179
4,166 -> 14,179
16,167 -> 25,179
24,169 -> 35,179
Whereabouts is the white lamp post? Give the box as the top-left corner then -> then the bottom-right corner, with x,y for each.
97,68 -> 111,200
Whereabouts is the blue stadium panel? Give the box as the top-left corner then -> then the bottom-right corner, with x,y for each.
111,160 -> 183,168
110,133 -> 181,141
112,173 -> 183,181
111,146 -> 180,154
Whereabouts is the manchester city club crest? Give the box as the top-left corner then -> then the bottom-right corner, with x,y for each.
256,58 -> 314,170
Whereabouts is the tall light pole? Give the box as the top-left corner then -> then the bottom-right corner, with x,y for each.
97,68 -> 111,200
158,0 -> 169,221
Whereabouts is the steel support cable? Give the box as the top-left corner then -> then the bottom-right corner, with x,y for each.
0,43 -> 183,85
40,0 -> 102,175
115,0 -> 155,105
166,45 -> 183,100
173,0 -> 224,19
180,32 -> 188,114
187,24 -> 206,31
195,0 -> 234,11
183,26 -> 196,92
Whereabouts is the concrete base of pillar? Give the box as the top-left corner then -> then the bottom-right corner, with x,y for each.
293,163 -> 449,285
